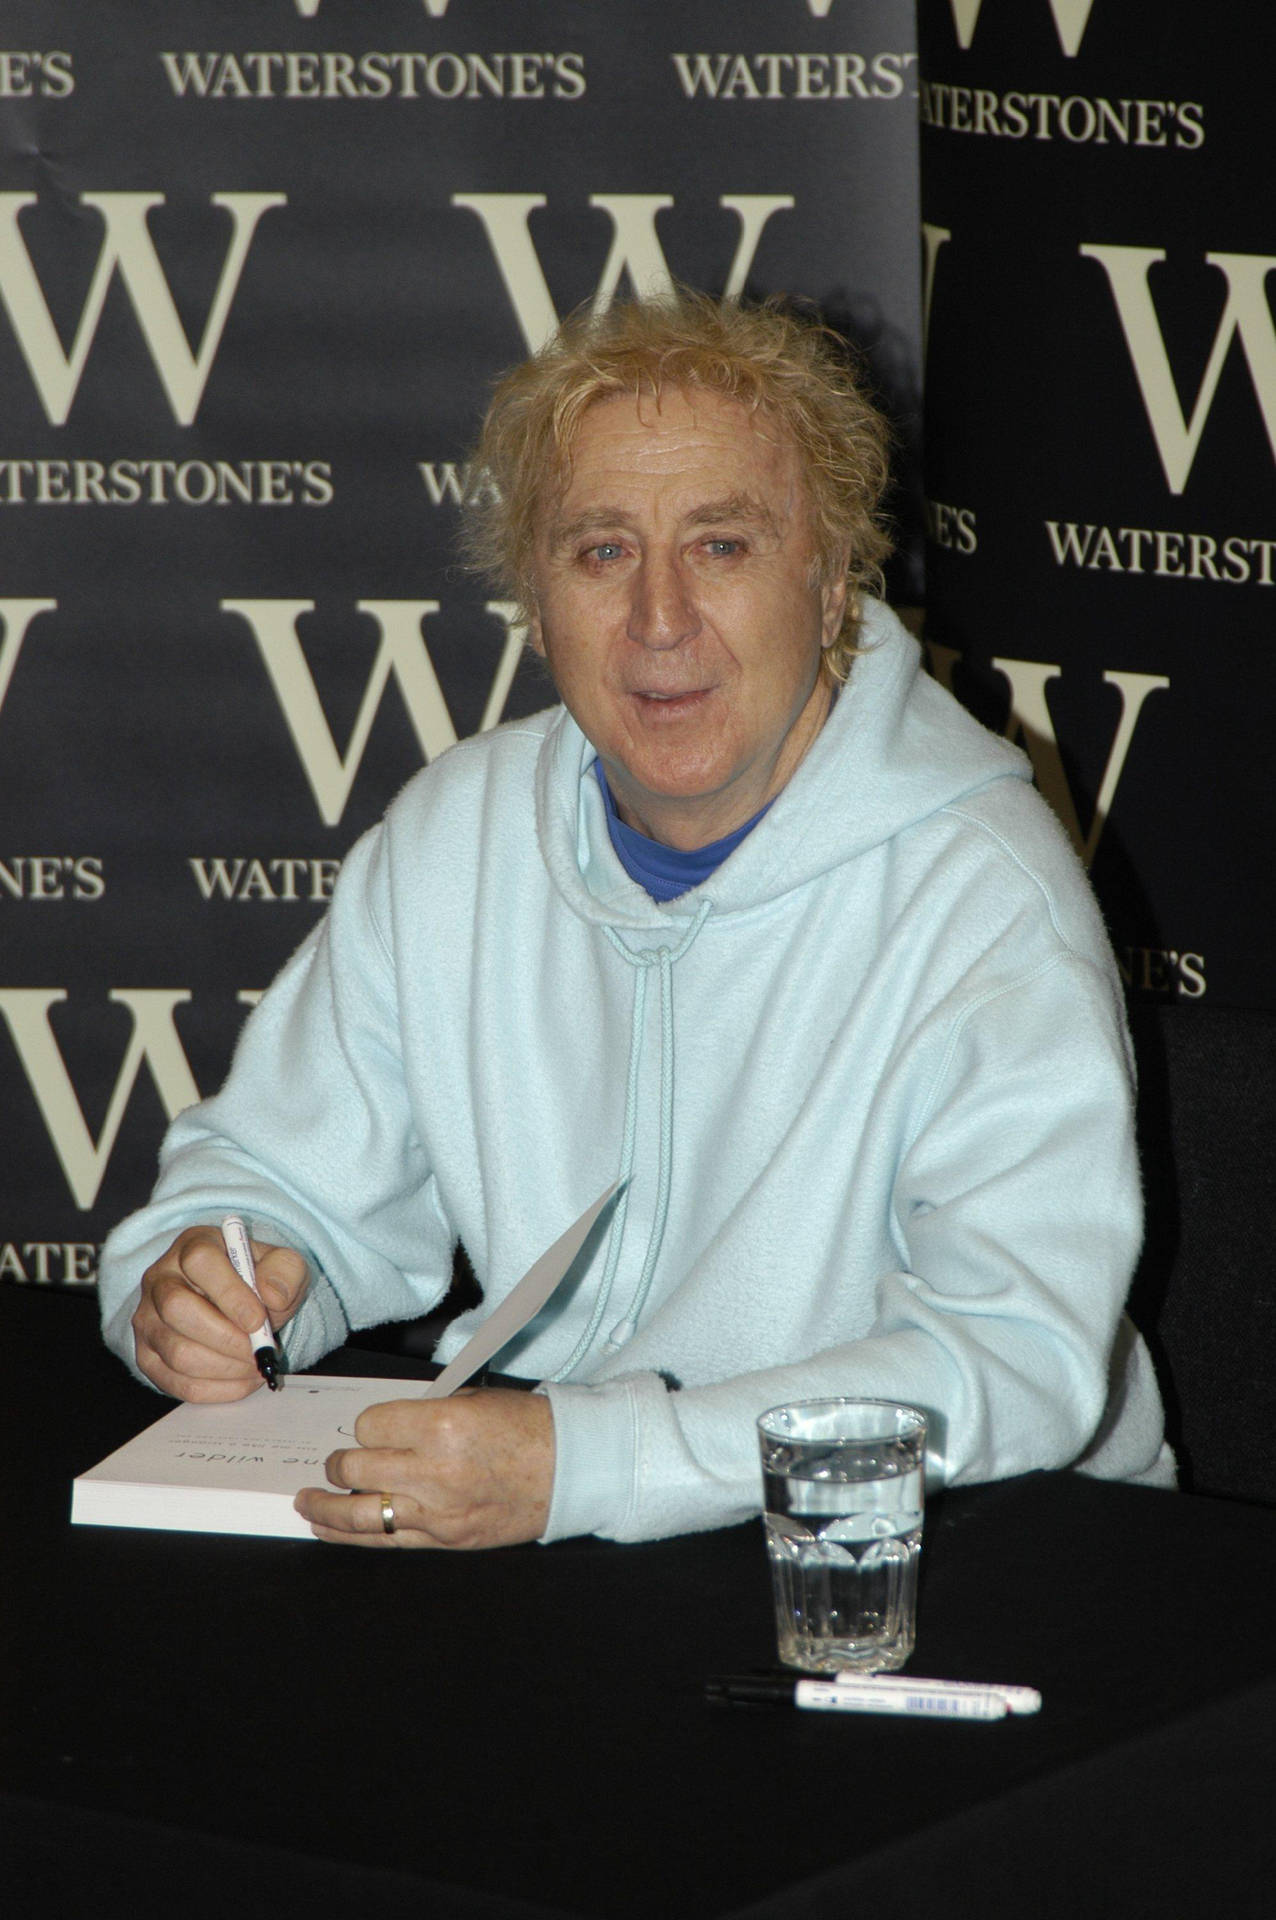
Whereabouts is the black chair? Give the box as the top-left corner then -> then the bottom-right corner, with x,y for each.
1127,1001 -> 1276,1506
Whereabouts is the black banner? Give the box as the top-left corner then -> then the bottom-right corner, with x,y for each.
0,0 -> 922,1289
918,0 -> 1276,1011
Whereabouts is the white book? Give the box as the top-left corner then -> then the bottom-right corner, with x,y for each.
72,1183 -> 620,1541
71,1375 -> 402,1541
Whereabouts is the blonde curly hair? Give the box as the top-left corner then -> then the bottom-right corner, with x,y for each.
461,288 -> 893,682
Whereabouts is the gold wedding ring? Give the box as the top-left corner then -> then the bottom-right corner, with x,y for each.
379,1492 -> 397,1535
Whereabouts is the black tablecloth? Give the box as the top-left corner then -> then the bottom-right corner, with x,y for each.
3,1288 -> 1274,1918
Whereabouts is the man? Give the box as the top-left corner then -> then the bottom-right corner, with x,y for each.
98,291 -> 1173,1548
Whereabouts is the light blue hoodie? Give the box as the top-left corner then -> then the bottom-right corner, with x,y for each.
98,602 -> 1172,1540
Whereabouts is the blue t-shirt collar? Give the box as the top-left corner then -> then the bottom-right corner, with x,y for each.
591,759 -> 772,902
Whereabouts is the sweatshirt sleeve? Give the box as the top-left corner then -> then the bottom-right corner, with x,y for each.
541,956 -> 1172,1544
96,821 -> 456,1385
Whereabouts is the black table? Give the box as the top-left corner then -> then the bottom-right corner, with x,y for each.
4,1287 -> 1274,1919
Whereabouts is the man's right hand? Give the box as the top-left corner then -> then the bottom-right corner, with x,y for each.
133,1226 -> 310,1402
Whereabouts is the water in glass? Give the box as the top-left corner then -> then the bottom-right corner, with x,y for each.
762,1420 -> 924,1672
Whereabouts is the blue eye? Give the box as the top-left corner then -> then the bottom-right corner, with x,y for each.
590,542 -> 624,562
705,538 -> 741,557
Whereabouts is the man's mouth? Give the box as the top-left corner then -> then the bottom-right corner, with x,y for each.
631,687 -> 711,707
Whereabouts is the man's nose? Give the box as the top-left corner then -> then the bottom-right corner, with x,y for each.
626,554 -> 701,650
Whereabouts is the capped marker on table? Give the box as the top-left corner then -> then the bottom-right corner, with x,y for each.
740,1668 -> 1042,1714
706,1673 -> 1042,1721
221,1215 -> 281,1390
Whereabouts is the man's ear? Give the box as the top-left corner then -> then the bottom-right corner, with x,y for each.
527,607 -> 547,658
820,561 -> 850,648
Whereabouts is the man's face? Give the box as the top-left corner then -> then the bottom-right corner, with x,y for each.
528,387 -> 847,850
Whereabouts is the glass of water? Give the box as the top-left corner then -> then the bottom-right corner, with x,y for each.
757,1398 -> 927,1673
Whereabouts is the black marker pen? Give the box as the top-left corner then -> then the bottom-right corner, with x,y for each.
221,1215 -> 280,1390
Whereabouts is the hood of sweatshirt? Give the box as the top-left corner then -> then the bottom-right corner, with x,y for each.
534,598 -> 1032,932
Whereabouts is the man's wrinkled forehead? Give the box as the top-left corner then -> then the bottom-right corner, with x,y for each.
535,386 -> 806,544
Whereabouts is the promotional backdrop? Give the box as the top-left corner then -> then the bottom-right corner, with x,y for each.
4,2 -> 1272,1301
1,0 -> 924,1290
918,0 -> 1275,1010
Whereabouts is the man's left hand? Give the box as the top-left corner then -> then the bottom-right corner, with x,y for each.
295,1388 -> 554,1549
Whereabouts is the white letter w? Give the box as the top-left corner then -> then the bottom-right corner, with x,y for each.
0,192 -> 285,424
